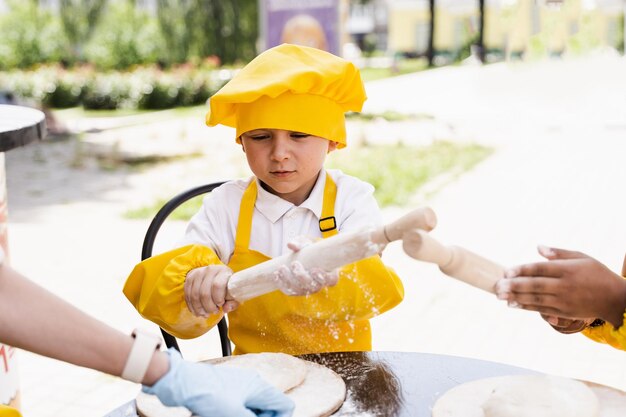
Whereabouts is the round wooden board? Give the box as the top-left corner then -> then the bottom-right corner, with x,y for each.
432,375 -> 626,417
136,353 -> 346,417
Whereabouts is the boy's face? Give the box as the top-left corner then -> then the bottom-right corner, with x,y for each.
240,128 -> 337,205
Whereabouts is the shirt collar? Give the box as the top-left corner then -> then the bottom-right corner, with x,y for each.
254,170 -> 326,223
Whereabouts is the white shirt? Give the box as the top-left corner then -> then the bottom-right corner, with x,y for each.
180,169 -> 382,263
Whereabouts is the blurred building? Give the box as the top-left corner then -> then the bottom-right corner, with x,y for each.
0,0 -> 622,59
388,0 -> 478,60
383,0 -> 624,61
347,0 -> 389,52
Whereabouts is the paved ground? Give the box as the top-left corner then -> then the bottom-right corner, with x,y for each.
5,51 -> 626,416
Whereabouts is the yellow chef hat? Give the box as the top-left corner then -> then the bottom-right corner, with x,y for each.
205,43 -> 366,148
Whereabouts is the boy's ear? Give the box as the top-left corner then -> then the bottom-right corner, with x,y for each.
327,141 -> 338,153
240,137 -> 246,153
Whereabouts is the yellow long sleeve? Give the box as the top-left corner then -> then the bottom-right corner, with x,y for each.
123,244 -> 224,339
0,405 -> 22,417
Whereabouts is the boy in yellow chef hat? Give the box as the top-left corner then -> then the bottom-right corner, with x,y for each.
124,44 -> 404,355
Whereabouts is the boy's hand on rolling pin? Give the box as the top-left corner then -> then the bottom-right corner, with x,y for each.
144,348 -> 295,417
185,265 -> 239,317
274,236 -> 339,296
495,245 -> 626,331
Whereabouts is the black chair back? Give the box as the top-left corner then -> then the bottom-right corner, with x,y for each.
141,181 -> 232,357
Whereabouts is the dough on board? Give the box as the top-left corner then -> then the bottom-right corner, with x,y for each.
482,375 -> 599,417
209,352 -> 308,393
432,375 -> 603,417
288,360 -> 346,417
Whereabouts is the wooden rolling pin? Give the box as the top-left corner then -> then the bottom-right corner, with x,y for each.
227,207 -> 437,302
402,229 -> 504,293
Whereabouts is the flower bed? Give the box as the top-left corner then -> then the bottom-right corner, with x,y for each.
0,64 -> 233,110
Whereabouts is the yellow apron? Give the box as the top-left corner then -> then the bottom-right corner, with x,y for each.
227,176 -> 403,355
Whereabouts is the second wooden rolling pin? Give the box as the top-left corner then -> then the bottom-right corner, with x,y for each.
402,229 -> 504,293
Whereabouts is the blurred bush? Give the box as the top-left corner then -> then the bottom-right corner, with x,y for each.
0,0 -> 257,71
0,66 -> 84,107
42,70 -> 85,108
83,1 -> 164,70
82,72 -> 132,110
0,65 -> 227,110
0,1 -> 66,69
0,0 -> 249,110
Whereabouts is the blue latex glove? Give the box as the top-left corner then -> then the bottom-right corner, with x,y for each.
143,348 -> 294,417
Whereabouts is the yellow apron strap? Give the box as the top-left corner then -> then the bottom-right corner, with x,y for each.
235,174 -> 337,249
319,172 -> 338,238
234,179 -> 257,251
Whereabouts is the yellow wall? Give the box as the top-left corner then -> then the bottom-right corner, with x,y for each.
387,4 -> 476,52
387,5 -> 429,52
436,9 -> 475,50
481,0 -> 534,53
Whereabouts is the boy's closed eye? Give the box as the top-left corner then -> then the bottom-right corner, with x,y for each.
245,132 -> 271,140
242,130 -> 310,141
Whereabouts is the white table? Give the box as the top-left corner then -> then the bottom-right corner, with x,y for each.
0,104 -> 46,152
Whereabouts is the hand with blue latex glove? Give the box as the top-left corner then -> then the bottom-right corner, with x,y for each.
144,348 -> 295,417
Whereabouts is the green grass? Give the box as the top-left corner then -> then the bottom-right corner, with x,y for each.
359,58 -> 429,82
123,140 -> 492,220
327,141 -> 493,207
125,194 -> 205,221
346,111 -> 434,122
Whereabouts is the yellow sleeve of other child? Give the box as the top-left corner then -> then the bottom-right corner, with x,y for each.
284,255 -> 404,322
582,310 -> 626,352
0,405 -> 22,417
123,244 -> 224,339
